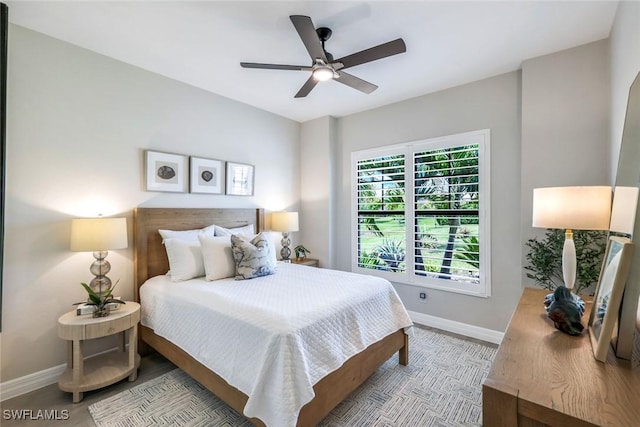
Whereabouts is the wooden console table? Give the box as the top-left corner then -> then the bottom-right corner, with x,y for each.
483,287 -> 640,426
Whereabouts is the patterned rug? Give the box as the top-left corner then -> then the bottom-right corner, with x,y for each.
89,327 -> 497,427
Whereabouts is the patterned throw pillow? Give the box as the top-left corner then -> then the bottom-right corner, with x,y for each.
231,233 -> 277,280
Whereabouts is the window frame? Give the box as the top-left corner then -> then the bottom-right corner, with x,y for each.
351,129 -> 491,298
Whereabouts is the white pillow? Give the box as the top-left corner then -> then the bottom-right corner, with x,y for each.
264,232 -> 280,264
198,235 -> 236,281
159,224 -> 216,242
163,238 -> 205,282
214,224 -> 255,237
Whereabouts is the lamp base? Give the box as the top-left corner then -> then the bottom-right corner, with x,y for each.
562,230 -> 577,290
280,232 -> 292,261
544,286 -> 585,336
544,289 -> 585,316
89,251 -> 113,295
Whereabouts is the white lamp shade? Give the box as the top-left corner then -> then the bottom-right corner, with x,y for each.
271,212 -> 299,232
70,217 -> 128,252
609,186 -> 640,235
532,186 -> 612,230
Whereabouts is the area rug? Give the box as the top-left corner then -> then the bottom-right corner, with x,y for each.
89,327 -> 497,427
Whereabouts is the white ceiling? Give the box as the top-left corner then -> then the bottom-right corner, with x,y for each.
7,1 -> 618,122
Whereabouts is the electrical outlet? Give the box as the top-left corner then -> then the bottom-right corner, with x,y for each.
418,292 -> 427,303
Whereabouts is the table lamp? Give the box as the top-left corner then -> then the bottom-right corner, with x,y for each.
532,186 -> 611,291
271,211 -> 299,262
70,217 -> 128,294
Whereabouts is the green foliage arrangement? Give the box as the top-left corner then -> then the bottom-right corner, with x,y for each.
80,279 -> 125,316
294,244 -> 311,260
524,229 -> 607,295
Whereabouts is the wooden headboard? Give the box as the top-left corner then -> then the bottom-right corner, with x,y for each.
133,207 -> 264,302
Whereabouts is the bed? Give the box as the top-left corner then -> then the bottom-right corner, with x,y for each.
134,207 -> 411,427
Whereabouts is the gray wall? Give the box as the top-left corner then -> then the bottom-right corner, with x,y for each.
334,72 -> 523,332
299,116 -> 336,268
610,1 -> 640,182
1,25 -> 299,382
520,40 -> 611,285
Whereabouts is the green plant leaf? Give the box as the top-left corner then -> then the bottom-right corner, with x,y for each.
81,279 -> 122,307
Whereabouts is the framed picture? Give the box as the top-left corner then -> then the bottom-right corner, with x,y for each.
588,236 -> 634,362
190,157 -> 224,194
226,161 -> 254,196
145,150 -> 188,193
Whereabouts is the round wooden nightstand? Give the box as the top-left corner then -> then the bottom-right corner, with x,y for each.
57,302 -> 141,403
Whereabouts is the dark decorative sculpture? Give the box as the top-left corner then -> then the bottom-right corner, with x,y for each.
544,286 -> 585,336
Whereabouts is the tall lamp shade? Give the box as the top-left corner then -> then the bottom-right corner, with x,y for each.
532,186 -> 611,290
271,212 -> 299,261
609,186 -> 640,236
70,217 -> 128,293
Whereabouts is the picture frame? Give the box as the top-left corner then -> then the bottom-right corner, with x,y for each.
226,161 -> 254,196
190,157 -> 224,194
588,236 -> 634,362
145,150 -> 188,193
610,186 -> 640,360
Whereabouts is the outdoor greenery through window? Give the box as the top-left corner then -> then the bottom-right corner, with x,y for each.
352,130 -> 491,297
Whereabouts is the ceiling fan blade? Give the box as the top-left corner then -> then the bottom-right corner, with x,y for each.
294,75 -> 319,98
290,15 -> 328,62
241,62 -> 312,71
335,71 -> 378,94
336,38 -> 406,69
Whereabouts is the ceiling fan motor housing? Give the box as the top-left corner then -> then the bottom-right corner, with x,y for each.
316,27 -> 332,41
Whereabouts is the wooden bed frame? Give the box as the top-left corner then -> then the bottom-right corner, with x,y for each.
133,207 -> 409,427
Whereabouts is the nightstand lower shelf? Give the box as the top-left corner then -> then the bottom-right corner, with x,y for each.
58,350 -> 140,394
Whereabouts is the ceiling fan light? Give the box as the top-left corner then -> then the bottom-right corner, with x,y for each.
312,66 -> 334,81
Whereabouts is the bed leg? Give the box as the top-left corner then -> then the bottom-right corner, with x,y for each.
399,332 -> 409,366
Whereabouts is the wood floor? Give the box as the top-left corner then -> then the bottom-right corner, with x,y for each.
1,352 -> 176,427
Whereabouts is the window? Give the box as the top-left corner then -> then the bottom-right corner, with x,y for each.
352,130 -> 491,297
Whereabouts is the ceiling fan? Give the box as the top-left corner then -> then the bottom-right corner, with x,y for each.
240,15 -> 406,98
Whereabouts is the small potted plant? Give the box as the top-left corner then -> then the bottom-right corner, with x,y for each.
294,245 -> 311,261
80,279 -> 125,317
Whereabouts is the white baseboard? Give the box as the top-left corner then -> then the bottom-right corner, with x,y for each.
0,363 -> 67,402
408,310 -> 504,344
0,346 -> 123,402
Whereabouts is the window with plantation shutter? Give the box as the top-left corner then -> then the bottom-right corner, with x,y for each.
351,130 -> 491,297
355,149 -> 406,273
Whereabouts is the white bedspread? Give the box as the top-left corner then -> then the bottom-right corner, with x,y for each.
140,262 -> 413,427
